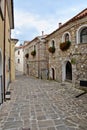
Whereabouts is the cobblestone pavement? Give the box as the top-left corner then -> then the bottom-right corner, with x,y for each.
0,74 -> 87,130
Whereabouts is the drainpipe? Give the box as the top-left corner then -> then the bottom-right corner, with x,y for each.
38,42 -> 40,78
3,0 -> 6,100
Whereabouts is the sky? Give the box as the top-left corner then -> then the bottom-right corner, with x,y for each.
11,0 -> 87,46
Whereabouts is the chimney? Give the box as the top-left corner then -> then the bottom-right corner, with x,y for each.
59,22 -> 62,28
42,31 -> 44,36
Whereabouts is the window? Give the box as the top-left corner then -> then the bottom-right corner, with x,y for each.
65,33 -> 69,42
52,40 -> 55,47
80,27 -> 87,43
18,50 -> 20,55
62,32 -> 71,42
18,59 -> 20,64
34,45 -> 36,50
76,25 -> 87,44
48,40 -> 56,53
50,39 -> 55,47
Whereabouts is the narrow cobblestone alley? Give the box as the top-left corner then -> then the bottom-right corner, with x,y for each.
0,73 -> 87,130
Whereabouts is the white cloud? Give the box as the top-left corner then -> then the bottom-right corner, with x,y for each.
12,5 -> 86,41
12,9 -> 58,37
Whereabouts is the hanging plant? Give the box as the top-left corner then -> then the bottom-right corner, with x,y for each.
25,53 -> 29,59
48,46 -> 55,53
60,41 -> 71,51
71,58 -> 76,64
31,50 -> 36,56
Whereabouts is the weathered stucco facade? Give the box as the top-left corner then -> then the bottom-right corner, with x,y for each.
46,9 -> 87,85
11,39 -> 18,81
15,45 -> 24,73
0,0 -> 16,104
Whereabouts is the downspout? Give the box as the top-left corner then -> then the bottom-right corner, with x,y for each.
38,41 -> 40,78
3,0 -> 6,100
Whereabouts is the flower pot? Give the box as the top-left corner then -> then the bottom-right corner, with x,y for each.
48,46 -> 55,53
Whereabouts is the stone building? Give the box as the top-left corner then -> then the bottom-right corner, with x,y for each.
23,8 -> 87,86
24,34 -> 48,79
0,0 -> 17,104
46,8 -> 87,85
15,45 -> 24,73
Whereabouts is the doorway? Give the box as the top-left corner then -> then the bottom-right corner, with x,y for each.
66,61 -> 72,80
52,68 -> 55,80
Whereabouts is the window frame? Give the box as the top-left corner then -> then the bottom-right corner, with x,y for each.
62,32 -> 71,42
76,24 -> 87,44
49,39 -> 56,47
80,27 -> 87,43
65,33 -> 69,42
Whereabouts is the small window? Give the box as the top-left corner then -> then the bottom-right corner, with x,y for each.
80,27 -> 87,43
65,33 -> 69,42
34,45 -> 36,50
52,40 -> 55,47
18,59 -> 20,64
62,32 -> 71,43
50,40 -> 55,47
18,50 -> 20,55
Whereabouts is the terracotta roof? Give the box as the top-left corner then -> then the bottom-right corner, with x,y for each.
67,8 -> 87,22
47,8 -> 87,38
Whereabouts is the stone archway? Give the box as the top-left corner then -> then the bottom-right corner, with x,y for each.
66,61 -> 72,80
0,50 -> 3,104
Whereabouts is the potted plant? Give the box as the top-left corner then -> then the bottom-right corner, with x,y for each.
25,53 -> 29,59
60,41 -> 71,51
48,46 -> 55,53
71,58 -> 76,64
31,50 -> 36,56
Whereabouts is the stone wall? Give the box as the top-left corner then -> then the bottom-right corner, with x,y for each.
46,16 -> 87,85
23,11 -> 87,86
24,36 -> 48,79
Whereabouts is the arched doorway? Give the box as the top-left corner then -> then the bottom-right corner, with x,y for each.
0,50 -> 2,104
66,61 -> 72,80
52,68 -> 55,80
